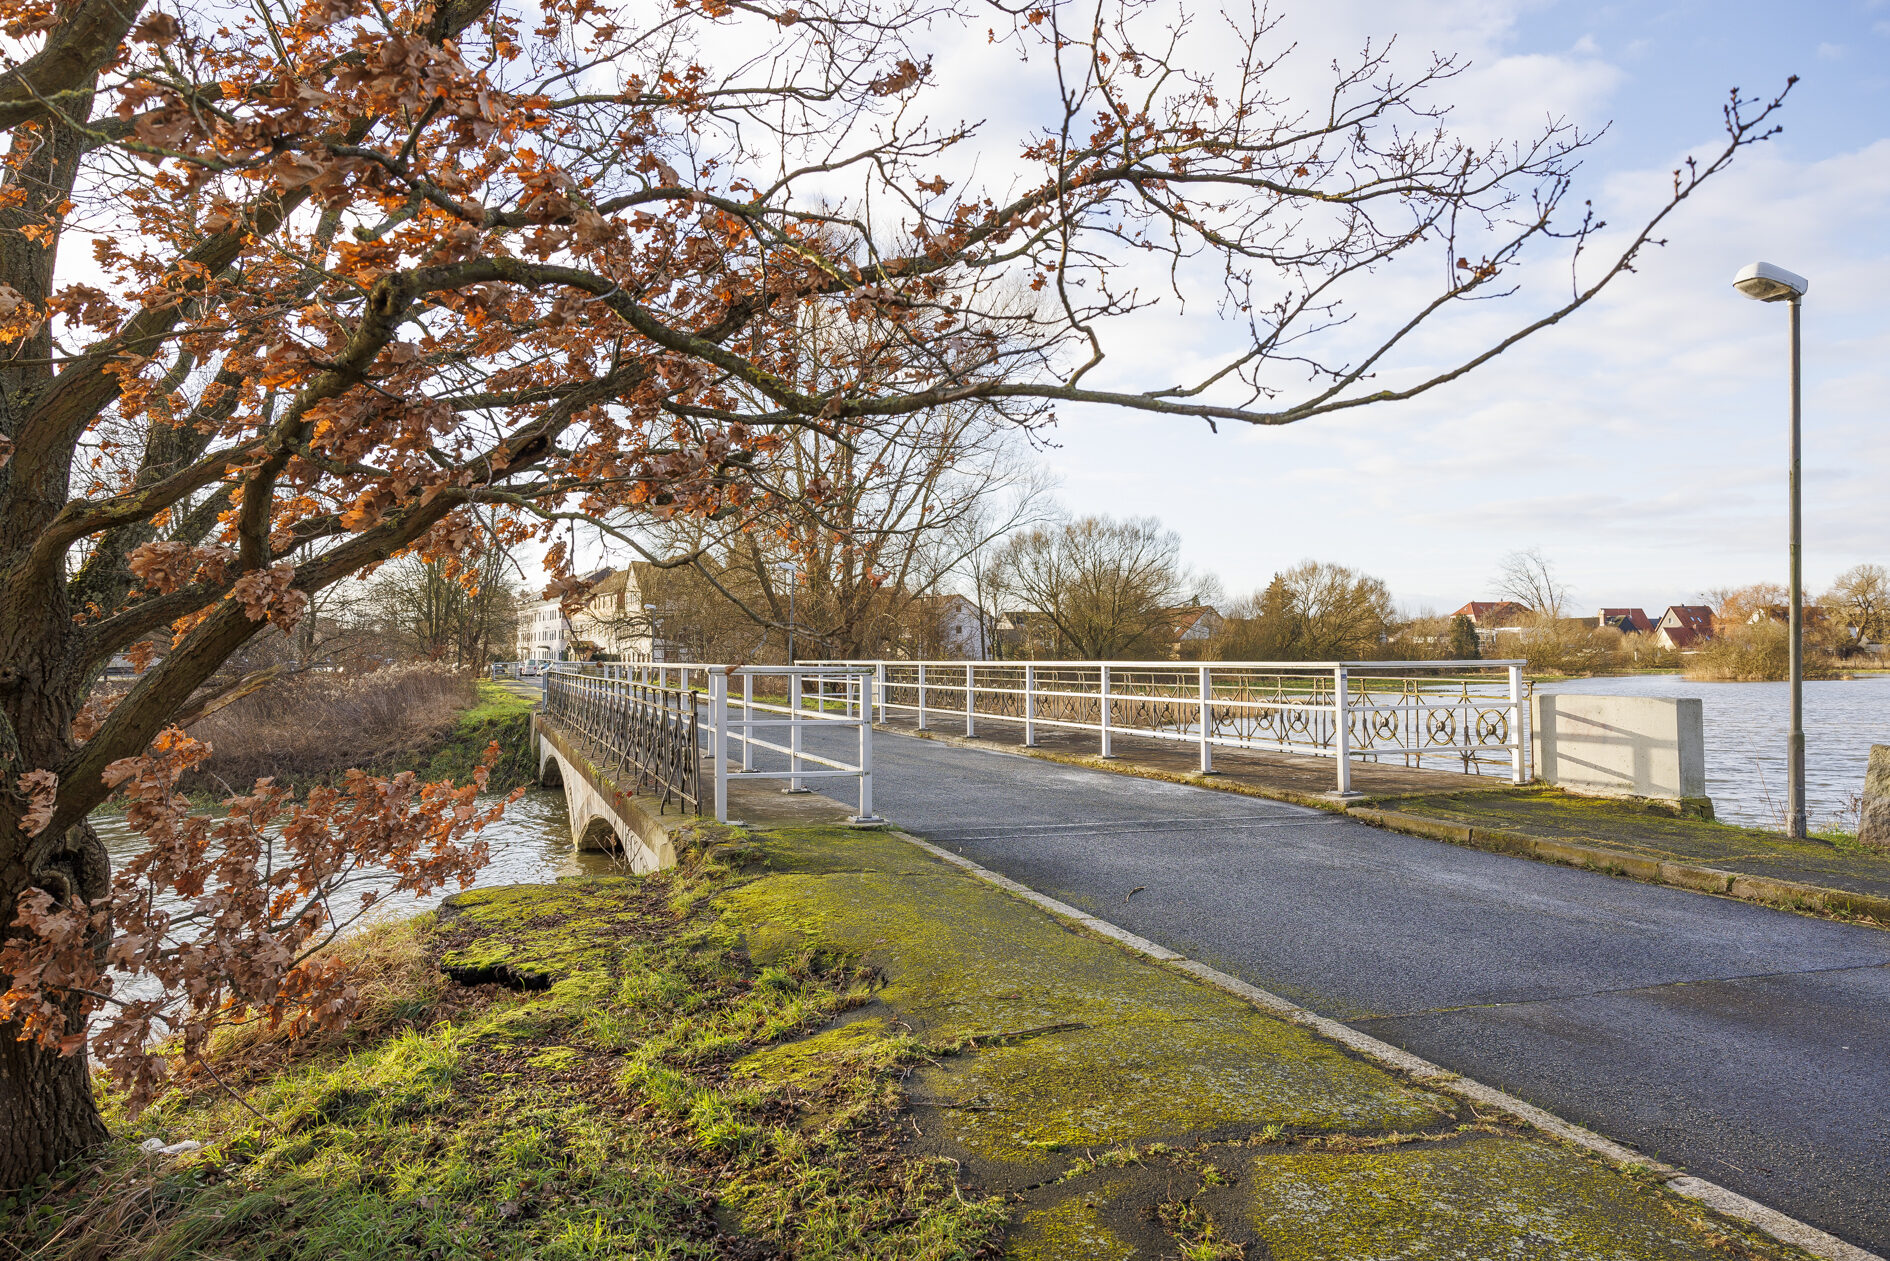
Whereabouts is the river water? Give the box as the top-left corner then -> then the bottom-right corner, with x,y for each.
1536,672 -> 1890,831
89,788 -> 618,1007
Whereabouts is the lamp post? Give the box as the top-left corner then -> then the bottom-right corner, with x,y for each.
642,602 -> 660,664
1733,260 -> 1810,839
776,560 -> 798,664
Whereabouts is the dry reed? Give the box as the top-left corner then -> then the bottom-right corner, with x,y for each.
185,663 -> 476,788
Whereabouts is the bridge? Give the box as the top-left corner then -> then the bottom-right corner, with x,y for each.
526,657 -> 1890,1257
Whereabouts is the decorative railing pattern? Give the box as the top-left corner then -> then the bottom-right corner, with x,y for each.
805,659 -> 1529,794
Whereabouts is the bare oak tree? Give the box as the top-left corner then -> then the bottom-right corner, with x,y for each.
1824,564 -> 1889,655
0,0 -> 1787,1178
994,515 -> 1187,658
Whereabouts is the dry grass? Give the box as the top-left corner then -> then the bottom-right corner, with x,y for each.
184,915 -> 449,1088
185,663 -> 476,789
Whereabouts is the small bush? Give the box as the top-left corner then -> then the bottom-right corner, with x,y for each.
1684,620 -> 1837,682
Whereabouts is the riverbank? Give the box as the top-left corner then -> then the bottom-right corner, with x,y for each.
4,822 -> 1841,1259
400,679 -> 538,794
149,676 -> 539,804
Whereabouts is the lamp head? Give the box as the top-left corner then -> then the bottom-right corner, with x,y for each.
1733,261 -> 1808,303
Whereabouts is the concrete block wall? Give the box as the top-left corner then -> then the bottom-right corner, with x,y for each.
1531,693 -> 1709,811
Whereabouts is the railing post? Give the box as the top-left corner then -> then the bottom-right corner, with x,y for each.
1099,664 -> 1113,758
1333,666 -> 1353,796
1198,665 -> 1214,774
1023,663 -> 1037,747
916,662 -> 928,731
740,671 -> 755,771
786,668 -> 809,793
965,662 -> 976,737
874,661 -> 885,724
710,670 -> 729,823
852,671 -> 882,824
1509,663 -> 1526,785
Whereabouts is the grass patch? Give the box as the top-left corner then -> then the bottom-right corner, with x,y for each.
2,832 -> 1006,1261
403,680 -> 539,793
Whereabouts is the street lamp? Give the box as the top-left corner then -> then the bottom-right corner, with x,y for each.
1733,260 -> 1810,839
776,561 -> 798,664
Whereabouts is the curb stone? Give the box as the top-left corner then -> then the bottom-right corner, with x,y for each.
892,828 -> 1882,1261
1348,807 -> 1890,927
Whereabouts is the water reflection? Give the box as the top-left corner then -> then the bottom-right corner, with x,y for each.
1537,673 -> 1890,830
90,787 -> 619,935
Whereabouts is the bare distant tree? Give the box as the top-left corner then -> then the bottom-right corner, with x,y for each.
994,516 -> 1188,658
374,549 -> 517,667
1496,549 -> 1571,620
629,390 -> 1052,660
1216,561 -> 1397,660
1824,564 -> 1890,653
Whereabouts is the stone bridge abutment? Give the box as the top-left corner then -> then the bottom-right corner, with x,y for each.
533,716 -> 677,873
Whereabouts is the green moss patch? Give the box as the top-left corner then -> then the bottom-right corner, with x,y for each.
1005,1185 -> 1139,1260
1243,1133 -> 1763,1260
5,834 -> 1004,1261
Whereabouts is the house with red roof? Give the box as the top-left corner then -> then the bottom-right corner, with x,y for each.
1655,605 -> 1716,652
1597,608 -> 1655,634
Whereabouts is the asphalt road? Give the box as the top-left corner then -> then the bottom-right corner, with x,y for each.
779,726 -> 1890,1254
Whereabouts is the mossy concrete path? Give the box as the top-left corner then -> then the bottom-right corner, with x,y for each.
773,726 -> 1890,1256
727,825 -> 1839,1259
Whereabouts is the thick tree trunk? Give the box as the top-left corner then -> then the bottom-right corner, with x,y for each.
0,1004 -> 109,1186
0,810 -> 115,1188
0,621 -> 113,1186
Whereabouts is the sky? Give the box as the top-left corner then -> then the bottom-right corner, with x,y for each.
958,0 -> 1890,616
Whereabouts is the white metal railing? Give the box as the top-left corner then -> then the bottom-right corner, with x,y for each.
802,659 -> 1528,795
534,662 -> 879,824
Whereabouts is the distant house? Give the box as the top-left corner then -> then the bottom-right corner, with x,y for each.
1747,604 -> 1827,627
994,610 -> 1055,658
1597,608 -> 1654,634
1654,605 -> 1716,652
906,593 -> 989,659
518,565 -> 663,663
1451,600 -> 1531,628
1450,600 -> 1532,649
1167,604 -> 1225,657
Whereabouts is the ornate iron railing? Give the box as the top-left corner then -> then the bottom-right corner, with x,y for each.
536,663 -> 880,824
544,669 -> 702,814
804,658 -> 1530,793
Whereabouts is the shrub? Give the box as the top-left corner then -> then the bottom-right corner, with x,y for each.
1684,620 -> 1837,681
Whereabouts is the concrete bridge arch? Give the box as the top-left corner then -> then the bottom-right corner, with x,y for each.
535,719 -> 676,873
